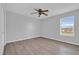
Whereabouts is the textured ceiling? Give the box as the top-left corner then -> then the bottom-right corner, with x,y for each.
5,3 -> 79,19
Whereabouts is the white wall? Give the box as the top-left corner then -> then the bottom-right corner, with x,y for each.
6,10 -> 41,43
42,9 -> 79,45
5,4 -> 79,46
0,3 -> 78,55
0,4 -> 5,55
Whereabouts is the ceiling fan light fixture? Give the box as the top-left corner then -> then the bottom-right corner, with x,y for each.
31,8 -> 48,17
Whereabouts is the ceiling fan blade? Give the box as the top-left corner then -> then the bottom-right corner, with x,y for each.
42,12 -> 48,16
31,12 -> 38,14
34,9 -> 38,11
42,10 -> 48,12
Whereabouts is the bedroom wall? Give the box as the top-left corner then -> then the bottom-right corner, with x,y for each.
0,4 -> 5,55
6,10 -> 41,43
5,3 -> 79,46
42,9 -> 79,45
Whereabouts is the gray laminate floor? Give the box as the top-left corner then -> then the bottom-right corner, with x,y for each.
4,37 -> 79,55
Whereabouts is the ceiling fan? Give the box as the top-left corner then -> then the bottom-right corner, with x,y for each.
31,8 -> 48,17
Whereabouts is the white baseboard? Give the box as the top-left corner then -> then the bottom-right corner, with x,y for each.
6,35 -> 40,44
42,36 -> 79,46
6,35 -> 79,48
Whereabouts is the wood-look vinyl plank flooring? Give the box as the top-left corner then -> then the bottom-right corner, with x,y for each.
4,37 -> 79,55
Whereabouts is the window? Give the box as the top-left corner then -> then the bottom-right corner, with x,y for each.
60,16 -> 74,36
